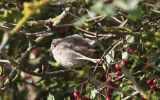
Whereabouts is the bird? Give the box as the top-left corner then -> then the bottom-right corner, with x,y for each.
50,34 -> 99,67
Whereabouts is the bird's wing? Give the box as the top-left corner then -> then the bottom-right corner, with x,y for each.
61,34 -> 96,55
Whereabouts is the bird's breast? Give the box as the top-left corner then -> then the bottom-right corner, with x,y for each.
52,47 -> 83,67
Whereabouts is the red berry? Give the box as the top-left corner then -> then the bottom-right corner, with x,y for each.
106,79 -> 112,84
150,85 -> 157,91
121,59 -> 127,67
100,74 -> 106,82
31,48 -> 39,55
146,79 -> 153,85
73,90 -> 80,98
127,48 -> 134,53
115,71 -> 121,76
106,96 -> 111,100
139,52 -> 144,56
106,87 -> 114,95
115,64 -> 121,71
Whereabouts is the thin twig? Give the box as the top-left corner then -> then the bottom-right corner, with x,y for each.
122,91 -> 139,100
122,67 -> 148,98
93,39 -> 123,74
0,24 -> 11,31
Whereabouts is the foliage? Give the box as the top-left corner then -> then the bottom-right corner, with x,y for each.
0,0 -> 160,100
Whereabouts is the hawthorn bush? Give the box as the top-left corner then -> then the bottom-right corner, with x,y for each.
0,0 -> 160,100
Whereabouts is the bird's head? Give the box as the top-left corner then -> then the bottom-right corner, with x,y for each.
49,38 -> 62,51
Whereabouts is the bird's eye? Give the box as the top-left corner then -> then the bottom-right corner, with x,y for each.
54,43 -> 57,47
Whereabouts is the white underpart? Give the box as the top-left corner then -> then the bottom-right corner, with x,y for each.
52,45 -> 99,67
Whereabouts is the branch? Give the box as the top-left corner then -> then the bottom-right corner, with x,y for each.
122,67 -> 149,99
122,91 -> 139,100
0,0 -> 48,51
93,39 -> 123,74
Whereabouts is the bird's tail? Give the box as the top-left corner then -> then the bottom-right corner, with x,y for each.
76,56 -> 100,63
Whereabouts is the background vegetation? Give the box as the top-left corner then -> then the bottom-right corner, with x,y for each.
0,0 -> 160,100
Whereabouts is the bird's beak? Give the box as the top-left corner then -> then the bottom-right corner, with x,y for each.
48,48 -> 52,52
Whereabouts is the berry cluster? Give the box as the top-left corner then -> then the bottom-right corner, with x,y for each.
115,64 -> 121,77
146,78 -> 160,92
105,78 -> 119,100
73,47 -> 160,99
73,90 -> 89,100
114,59 -> 127,77
105,79 -> 114,100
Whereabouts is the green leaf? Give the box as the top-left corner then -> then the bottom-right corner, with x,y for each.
0,66 -> 2,76
122,52 -> 129,60
102,64 -> 107,71
115,95 -> 121,100
114,0 -> 140,11
106,50 -> 115,64
47,94 -> 55,100
129,7 -> 144,21
48,61 -> 61,67
126,35 -> 135,43
151,93 -> 160,100
150,55 -> 160,66
124,35 -> 135,48
91,1 -> 115,16
74,16 -> 87,27
90,89 -> 99,99
91,1 -> 103,14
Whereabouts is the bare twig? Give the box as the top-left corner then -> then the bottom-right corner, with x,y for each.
20,68 -> 76,77
0,24 -> 11,31
25,31 -> 53,36
122,91 -> 139,100
46,7 -> 70,26
0,24 -> 52,36
1,50 -> 18,67
64,10 -> 80,20
122,67 -> 148,99
0,0 -> 48,51
86,9 -> 102,27
93,39 -> 123,74
111,16 -> 122,24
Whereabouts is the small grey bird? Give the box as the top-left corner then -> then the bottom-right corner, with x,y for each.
50,34 -> 99,67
